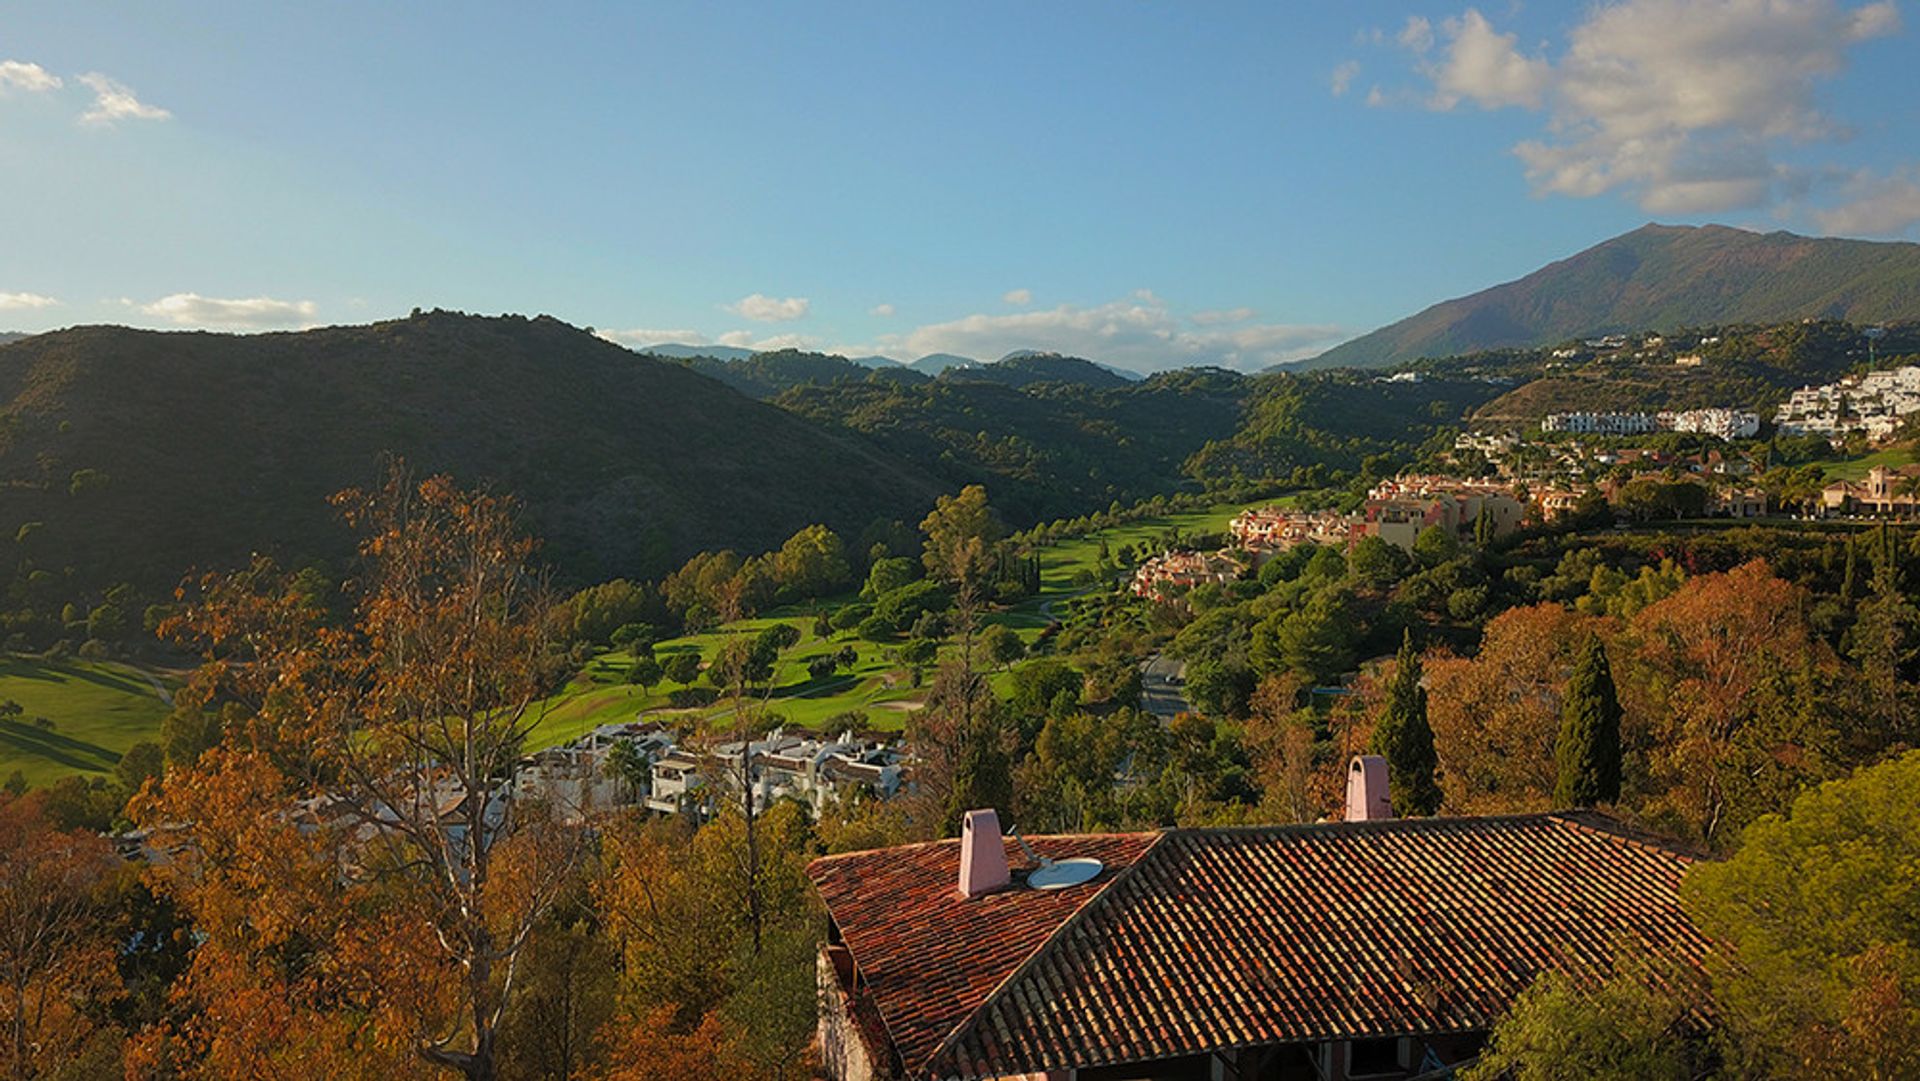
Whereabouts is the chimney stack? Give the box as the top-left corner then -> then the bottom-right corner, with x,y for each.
958,808 -> 1011,897
1346,755 -> 1392,821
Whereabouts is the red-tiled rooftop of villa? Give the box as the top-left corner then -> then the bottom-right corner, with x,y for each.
810,812 -> 1716,1081
807,830 -> 1160,1073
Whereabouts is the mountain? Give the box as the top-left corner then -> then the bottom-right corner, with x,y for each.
1306,224 -> 1920,370
0,333 -> 30,346
670,348 -> 927,399
0,313 -> 946,597
908,353 -> 976,374
638,342 -> 756,361
941,352 -> 1133,390
846,354 -> 904,369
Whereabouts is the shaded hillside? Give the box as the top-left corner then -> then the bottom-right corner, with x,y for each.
775,369 -> 1250,522
1184,373 -> 1505,485
939,352 -> 1133,390
672,349 -> 926,398
1308,224 -> 1920,370
0,314 -> 947,594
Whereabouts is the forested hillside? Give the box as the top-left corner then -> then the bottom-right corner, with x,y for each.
0,313 -> 946,598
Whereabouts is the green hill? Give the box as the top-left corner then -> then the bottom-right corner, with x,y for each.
940,352 -> 1135,390
1307,224 -> 1920,370
0,313 -> 947,603
671,348 -> 928,398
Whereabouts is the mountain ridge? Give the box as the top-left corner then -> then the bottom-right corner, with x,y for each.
1304,223 -> 1920,370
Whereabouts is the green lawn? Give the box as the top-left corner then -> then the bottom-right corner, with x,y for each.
1816,446 -> 1916,482
526,496 -> 1282,747
0,658 -> 175,788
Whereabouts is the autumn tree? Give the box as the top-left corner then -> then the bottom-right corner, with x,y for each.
0,792 -> 124,1081
919,484 -> 1004,592
1626,560 -> 1848,846
1554,636 -> 1622,808
139,467 -> 580,1080
1426,604 -> 1603,813
1368,631 -> 1440,816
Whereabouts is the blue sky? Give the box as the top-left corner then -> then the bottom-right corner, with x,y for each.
3,2 -> 1917,370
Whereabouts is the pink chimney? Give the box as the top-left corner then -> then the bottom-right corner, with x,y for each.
958,808 -> 1011,897
1346,755 -> 1391,822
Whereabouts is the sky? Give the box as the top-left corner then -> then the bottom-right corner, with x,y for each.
3,1 -> 1918,372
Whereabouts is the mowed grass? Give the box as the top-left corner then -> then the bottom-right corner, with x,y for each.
0,658 -> 175,788
1817,446 -> 1916,482
526,495 -> 1284,748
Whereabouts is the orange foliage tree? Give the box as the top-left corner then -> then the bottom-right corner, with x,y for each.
1425,603 -> 1609,814
0,791 -> 124,1081
134,467 -> 578,1080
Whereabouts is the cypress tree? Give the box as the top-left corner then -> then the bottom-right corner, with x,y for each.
1555,636 -> 1623,807
1370,629 -> 1442,815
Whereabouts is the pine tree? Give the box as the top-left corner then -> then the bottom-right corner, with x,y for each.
1369,630 -> 1442,815
1841,533 -> 1858,607
1554,635 -> 1623,807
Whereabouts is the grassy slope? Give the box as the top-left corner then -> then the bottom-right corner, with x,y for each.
524,498 -> 1261,747
1816,446 -> 1917,482
0,659 -> 173,787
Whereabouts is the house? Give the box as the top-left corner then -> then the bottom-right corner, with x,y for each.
811,763 -> 1714,1081
1130,550 -> 1240,600
647,729 -> 905,818
1712,488 -> 1768,519
1822,464 -> 1920,516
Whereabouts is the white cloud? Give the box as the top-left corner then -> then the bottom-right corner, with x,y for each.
1190,307 -> 1256,325
1379,2 -> 1905,216
78,72 -> 171,125
1002,288 -> 1032,306
726,293 -> 809,322
136,293 -> 316,328
1425,10 -> 1551,110
0,292 -> 58,311
869,302 -> 896,317
1330,60 -> 1361,97
598,328 -> 706,347
1815,169 -> 1920,236
716,329 -> 819,351
1398,15 -> 1436,54
876,293 -> 1345,373
0,61 -> 61,93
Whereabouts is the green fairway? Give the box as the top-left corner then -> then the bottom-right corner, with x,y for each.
1816,446 -> 1916,482
526,495 -> 1282,748
0,658 -> 175,788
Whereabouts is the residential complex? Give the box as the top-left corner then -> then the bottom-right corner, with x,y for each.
1775,364 -> 1920,440
1821,464 -> 1920,517
1129,549 -> 1242,600
1541,408 -> 1760,440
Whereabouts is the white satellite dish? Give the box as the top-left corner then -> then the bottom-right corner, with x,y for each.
1006,822 -> 1105,890
1028,856 -> 1105,890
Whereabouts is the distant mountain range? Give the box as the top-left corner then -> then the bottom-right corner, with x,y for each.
634,343 -> 1143,381
1305,224 -> 1920,370
0,332 -> 31,347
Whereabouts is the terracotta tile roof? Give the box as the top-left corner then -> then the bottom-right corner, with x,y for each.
814,813 -> 1715,1081
806,831 -> 1162,1074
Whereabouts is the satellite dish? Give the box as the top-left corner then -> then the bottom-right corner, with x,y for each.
1028,856 -> 1104,890
1003,822 -> 1105,890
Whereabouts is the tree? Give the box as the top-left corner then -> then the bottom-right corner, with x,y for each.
919,485 -> 1004,588
626,656 -> 663,696
0,792 -> 124,1081
1412,524 -> 1458,568
859,556 -> 918,602
138,468 -> 580,1080
771,524 -> 850,600
1554,636 -> 1622,808
1683,750 -> 1920,1079
1346,535 -> 1411,589
1464,960 -> 1708,1081
662,650 -> 702,687
1369,631 -> 1441,816
979,624 -> 1025,670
